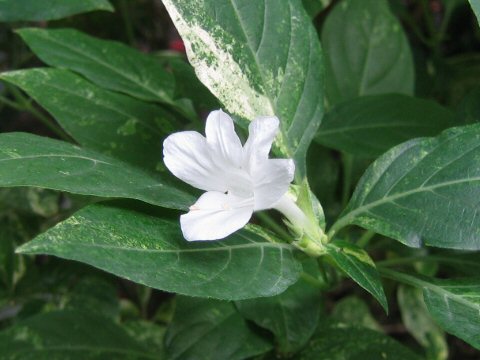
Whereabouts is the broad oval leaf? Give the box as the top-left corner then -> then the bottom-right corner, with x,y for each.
1,68 -> 177,171
162,0 -> 324,177
423,278 -> 480,350
316,94 -> 455,157
0,0 -> 113,22
0,132 -> 193,210
17,204 -> 302,300
382,269 -> 480,350
322,0 -> 414,106
0,310 -> 156,359
298,325 -> 422,360
165,297 -> 272,360
326,241 -> 387,311
236,260 -> 322,354
16,28 -> 175,105
331,124 -> 480,250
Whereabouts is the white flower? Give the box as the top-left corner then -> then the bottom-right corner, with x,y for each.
163,109 -> 295,241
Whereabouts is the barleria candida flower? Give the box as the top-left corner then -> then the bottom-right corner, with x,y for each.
163,109 -> 320,243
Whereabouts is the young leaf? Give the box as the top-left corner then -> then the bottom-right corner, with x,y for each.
1,68 -> 177,171
316,94 -> 455,157
322,0 -> 414,105
326,241 -> 388,311
17,204 -> 302,300
398,285 -> 448,360
0,132 -> 194,210
165,297 -> 272,360
161,0 -> 324,177
0,310 -> 156,359
331,124 -> 480,250
236,260 -> 322,354
298,325 -> 422,360
16,28 -> 175,105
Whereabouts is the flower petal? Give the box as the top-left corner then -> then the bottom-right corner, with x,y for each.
253,159 -> 295,211
205,110 -> 243,167
180,191 -> 254,241
243,116 -> 280,169
163,131 -> 228,192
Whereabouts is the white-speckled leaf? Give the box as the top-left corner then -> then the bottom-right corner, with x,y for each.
326,241 -> 387,311
17,204 -> 302,300
331,124 -> 480,250
0,132 -> 194,210
161,0 -> 324,177
1,68 -> 177,171
0,310 -> 155,359
16,28 -> 175,105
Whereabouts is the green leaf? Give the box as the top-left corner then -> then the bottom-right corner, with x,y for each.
316,94 -> 455,157
64,277 -> 120,319
17,204 -> 302,300
331,296 -> 381,331
166,56 -> 219,110
398,285 -> 448,360
0,132 -> 193,210
321,0 -> 414,106
0,0 -> 113,22
331,124 -> 480,250
382,269 -> 480,350
162,0 -> 324,177
0,310 -> 156,359
236,261 -> 322,354
16,28 -> 175,105
302,0 -> 330,18
326,241 -> 387,311
469,0 -> 480,25
298,325 -> 422,360
423,278 -> 480,350
1,68 -> 176,171
456,86 -> 480,124
165,297 -> 272,360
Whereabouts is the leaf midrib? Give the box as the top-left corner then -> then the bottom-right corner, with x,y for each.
27,30 -> 166,101
331,176 -> 480,234
20,239 -> 295,255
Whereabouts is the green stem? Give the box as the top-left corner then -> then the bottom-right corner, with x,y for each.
341,152 -> 353,209
0,95 -> 23,111
6,86 -> 70,141
255,212 -> 291,242
378,254 -> 478,268
356,230 -> 375,248
300,272 -> 325,289
379,267 -> 425,288
119,0 -> 135,45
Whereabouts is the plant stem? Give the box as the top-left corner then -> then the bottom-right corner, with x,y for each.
5,86 -> 70,141
119,0 -> 135,45
300,272 -> 325,289
340,152 -> 353,209
356,230 -> 375,248
378,267 -> 426,289
378,254 -> 478,268
255,212 -> 291,242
